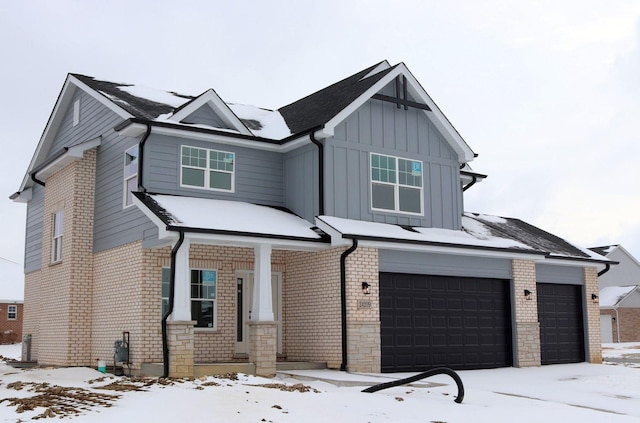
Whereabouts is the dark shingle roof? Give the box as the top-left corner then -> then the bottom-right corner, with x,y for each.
71,74 -> 194,120
465,213 -> 591,259
589,245 -> 618,256
278,62 -> 397,134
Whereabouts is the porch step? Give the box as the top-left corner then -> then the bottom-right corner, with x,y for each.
140,361 -> 327,377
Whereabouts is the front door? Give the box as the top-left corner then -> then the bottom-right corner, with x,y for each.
235,271 -> 281,355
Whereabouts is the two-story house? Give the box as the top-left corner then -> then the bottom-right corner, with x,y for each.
590,245 -> 640,343
11,61 -> 610,377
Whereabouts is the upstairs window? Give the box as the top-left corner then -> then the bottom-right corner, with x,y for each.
51,210 -> 64,263
7,305 -> 17,320
370,153 -> 423,215
124,145 -> 139,208
181,146 -> 234,192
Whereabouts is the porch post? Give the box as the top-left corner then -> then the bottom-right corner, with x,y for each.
171,237 -> 191,321
251,243 -> 274,321
249,243 -> 277,376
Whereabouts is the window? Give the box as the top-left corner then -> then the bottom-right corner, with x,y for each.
51,210 -> 64,263
181,146 -> 234,191
7,305 -> 17,320
370,153 -> 423,214
123,145 -> 139,208
161,268 -> 217,329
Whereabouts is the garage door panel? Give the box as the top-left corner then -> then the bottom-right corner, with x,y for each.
537,283 -> 584,365
381,272 -> 512,372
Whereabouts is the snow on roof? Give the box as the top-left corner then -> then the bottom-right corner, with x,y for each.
118,84 -> 192,108
317,215 -> 532,251
599,285 -> 638,307
142,194 -> 322,240
227,103 -> 292,140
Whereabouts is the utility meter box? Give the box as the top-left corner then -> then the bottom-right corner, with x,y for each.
114,339 -> 129,363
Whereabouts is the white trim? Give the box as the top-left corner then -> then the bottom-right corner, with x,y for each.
7,304 -> 17,320
51,209 -> 64,263
11,188 -> 32,203
169,89 -> 252,136
35,137 -> 101,182
360,60 -> 392,80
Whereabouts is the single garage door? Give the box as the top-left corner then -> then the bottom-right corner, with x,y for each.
380,272 -> 512,372
537,283 -> 585,365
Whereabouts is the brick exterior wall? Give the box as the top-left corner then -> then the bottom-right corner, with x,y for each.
512,259 -> 541,367
0,302 -> 23,344
36,149 -> 96,366
345,247 -> 380,373
284,248 -> 344,369
601,308 -> 640,342
584,267 -> 602,363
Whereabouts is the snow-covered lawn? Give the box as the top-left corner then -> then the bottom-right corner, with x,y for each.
0,343 -> 638,422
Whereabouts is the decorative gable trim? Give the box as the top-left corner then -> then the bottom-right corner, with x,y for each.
169,89 -> 252,136
317,63 -> 476,163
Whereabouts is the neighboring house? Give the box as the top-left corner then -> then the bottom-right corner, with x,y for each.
0,257 -> 24,344
590,245 -> 640,342
10,61 -> 610,377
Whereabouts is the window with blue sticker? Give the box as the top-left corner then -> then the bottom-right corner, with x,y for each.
181,146 -> 234,192
371,153 -> 423,214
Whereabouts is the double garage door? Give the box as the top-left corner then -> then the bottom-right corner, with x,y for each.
380,273 -> 512,372
380,273 -> 586,372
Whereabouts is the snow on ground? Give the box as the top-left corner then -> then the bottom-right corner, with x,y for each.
0,343 -> 638,422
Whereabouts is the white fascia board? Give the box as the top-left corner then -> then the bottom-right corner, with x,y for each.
540,257 -> 607,270
35,137 -> 102,182
314,218 -> 353,247
117,122 -> 149,138
181,232 -> 329,251
131,194 -> 174,240
360,60 -> 392,80
11,187 -> 32,203
320,64 -> 475,163
67,75 -> 133,120
169,89 -> 253,136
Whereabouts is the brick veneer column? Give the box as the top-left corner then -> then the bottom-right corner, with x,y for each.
584,267 -> 602,363
512,259 -> 541,367
249,321 -> 277,377
166,320 -> 196,378
345,247 -> 380,373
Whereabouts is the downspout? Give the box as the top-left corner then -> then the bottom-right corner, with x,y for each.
462,174 -> 477,192
30,172 -> 46,187
340,239 -> 358,371
137,124 -> 152,193
309,132 -> 325,215
614,307 -> 621,343
161,230 -> 185,378
598,263 -> 611,277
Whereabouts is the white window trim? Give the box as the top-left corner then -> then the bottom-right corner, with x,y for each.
73,99 -> 80,127
370,152 -> 424,216
123,145 -> 139,209
180,145 -> 235,193
51,210 -> 64,263
161,267 -> 218,331
7,305 -> 17,320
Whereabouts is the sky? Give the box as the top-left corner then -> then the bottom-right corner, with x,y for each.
1,0 -> 639,274
0,343 -> 639,422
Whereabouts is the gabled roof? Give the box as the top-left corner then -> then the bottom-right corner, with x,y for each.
278,61 -> 395,134
599,285 -> 639,308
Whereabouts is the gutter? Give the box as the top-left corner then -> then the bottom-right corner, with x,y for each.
309,131 -> 325,215
161,231 -> 185,378
339,239 -> 358,371
29,147 -> 68,187
137,124 -> 152,193
598,263 -> 611,277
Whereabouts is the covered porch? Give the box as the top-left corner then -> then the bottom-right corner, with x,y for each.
132,193 -> 329,377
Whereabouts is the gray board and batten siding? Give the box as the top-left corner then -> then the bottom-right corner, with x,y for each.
324,91 -> 463,230
379,250 -> 513,280
283,143 -> 319,223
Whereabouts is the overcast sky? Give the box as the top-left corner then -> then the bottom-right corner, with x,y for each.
1,0 -> 639,271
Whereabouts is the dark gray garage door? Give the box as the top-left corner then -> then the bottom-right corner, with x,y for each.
380,273 -> 512,372
537,283 -> 585,365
